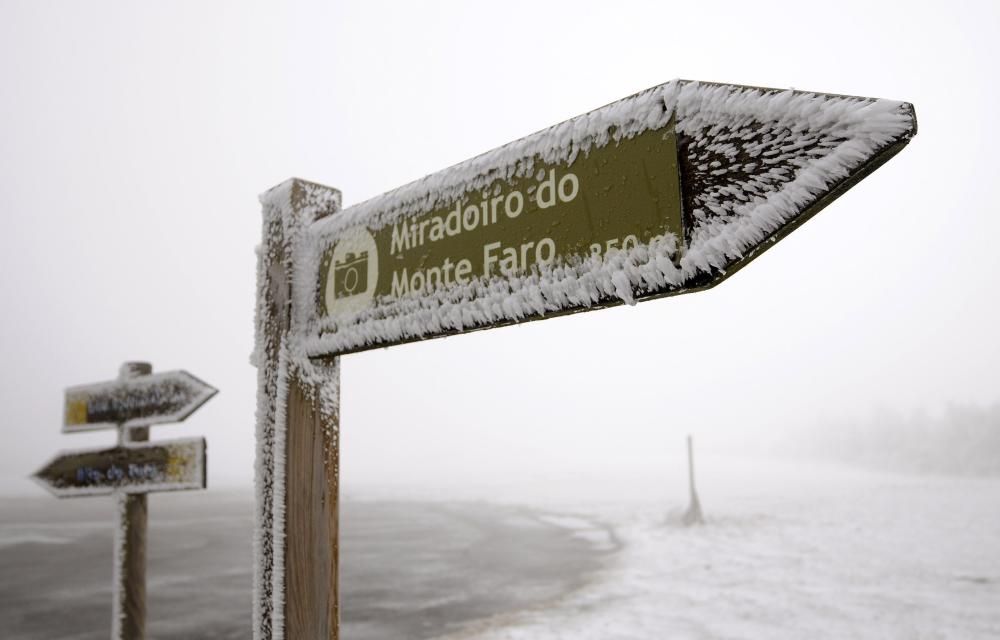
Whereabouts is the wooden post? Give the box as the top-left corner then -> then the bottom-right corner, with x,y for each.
285,366 -> 340,638
112,361 -> 151,640
255,179 -> 342,640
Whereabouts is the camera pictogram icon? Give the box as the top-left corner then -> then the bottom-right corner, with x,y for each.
332,251 -> 369,298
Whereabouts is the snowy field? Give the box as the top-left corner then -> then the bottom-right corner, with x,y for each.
2,456 -> 997,639
426,457 -> 1000,640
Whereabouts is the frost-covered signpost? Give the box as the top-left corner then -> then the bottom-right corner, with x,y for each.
33,362 -> 216,640
254,79 -> 916,639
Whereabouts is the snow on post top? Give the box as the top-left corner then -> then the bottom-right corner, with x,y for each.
267,80 -> 915,357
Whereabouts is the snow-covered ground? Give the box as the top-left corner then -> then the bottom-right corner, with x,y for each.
360,456 -> 1000,640
4,456 -> 996,639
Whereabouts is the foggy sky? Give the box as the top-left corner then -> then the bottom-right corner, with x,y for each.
2,1 -> 998,494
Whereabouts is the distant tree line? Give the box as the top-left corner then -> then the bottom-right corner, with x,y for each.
789,403 -> 1000,476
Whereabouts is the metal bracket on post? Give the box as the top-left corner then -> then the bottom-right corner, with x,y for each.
255,178 -> 342,640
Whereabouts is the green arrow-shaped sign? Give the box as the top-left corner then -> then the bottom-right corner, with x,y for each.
290,80 -> 916,356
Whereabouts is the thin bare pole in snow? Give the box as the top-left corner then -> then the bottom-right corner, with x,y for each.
683,435 -> 704,526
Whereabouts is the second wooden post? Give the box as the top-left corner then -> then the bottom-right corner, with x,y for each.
112,361 -> 151,640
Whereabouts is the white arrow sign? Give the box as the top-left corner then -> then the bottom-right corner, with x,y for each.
63,370 -> 217,433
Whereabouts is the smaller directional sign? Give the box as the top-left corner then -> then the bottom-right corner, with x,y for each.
32,438 -> 206,498
63,370 -> 217,432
